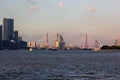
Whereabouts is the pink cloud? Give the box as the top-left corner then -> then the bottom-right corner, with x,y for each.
56,2 -> 64,9
85,4 -> 96,12
30,5 -> 40,11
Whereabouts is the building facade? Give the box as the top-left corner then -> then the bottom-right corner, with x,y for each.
54,33 -> 65,50
3,18 -> 14,41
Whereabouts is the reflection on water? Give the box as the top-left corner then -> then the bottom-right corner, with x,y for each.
0,50 -> 119,80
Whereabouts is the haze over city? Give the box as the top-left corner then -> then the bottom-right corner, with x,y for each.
0,0 -> 120,45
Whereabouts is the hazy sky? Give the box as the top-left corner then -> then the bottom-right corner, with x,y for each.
0,0 -> 120,45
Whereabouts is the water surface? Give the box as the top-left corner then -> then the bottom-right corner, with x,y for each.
0,50 -> 119,80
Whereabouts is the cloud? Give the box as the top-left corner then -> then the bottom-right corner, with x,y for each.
56,2 -> 64,9
30,5 -> 40,11
85,4 -> 96,12
23,0 -> 38,4
22,0 -> 40,11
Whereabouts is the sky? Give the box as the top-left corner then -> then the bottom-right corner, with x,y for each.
0,0 -> 120,45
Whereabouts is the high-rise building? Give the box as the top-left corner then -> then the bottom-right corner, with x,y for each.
3,18 -> 14,41
14,31 -> 18,42
54,33 -> 65,50
0,25 -> 2,49
0,25 -> 2,41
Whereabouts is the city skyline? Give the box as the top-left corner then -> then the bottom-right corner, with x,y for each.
0,0 -> 120,45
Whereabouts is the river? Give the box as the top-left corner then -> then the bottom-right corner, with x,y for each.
0,50 -> 119,80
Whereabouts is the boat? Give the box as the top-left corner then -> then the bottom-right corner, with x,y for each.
93,48 -> 100,52
29,48 -> 33,52
48,48 -> 58,51
83,48 -> 92,50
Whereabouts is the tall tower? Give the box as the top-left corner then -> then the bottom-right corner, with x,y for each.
3,18 -> 14,41
46,33 -> 49,46
85,34 -> 88,49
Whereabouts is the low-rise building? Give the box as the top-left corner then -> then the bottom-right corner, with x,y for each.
114,39 -> 120,46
